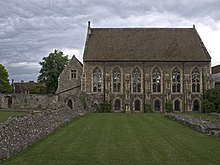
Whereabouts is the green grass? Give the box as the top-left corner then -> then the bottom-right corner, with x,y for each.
1,113 -> 220,165
0,111 -> 28,122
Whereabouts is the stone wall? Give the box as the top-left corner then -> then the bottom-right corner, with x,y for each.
0,94 -> 58,110
165,113 -> 220,136
0,105 -> 85,160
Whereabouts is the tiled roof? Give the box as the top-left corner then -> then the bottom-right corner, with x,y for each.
83,27 -> 211,62
212,65 -> 220,74
14,82 -> 42,93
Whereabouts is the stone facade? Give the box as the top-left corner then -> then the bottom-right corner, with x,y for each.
79,23 -> 214,113
56,55 -> 83,108
81,61 -> 213,113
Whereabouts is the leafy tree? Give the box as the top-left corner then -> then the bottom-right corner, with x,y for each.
38,50 -> 69,94
0,64 -> 11,93
204,87 -> 220,113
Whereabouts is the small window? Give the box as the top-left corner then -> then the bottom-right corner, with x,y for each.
71,70 -> 77,79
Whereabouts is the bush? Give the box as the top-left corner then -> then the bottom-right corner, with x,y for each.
144,104 -> 153,113
165,99 -> 173,113
204,100 -> 216,113
100,101 -> 112,113
204,87 -> 220,113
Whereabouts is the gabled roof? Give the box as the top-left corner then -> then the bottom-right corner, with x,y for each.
83,25 -> 211,62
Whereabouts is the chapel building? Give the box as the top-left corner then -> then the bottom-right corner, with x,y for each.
57,22 -> 214,113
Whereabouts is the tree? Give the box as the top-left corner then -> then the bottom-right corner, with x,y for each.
0,64 -> 11,93
204,87 -> 220,113
38,50 -> 69,94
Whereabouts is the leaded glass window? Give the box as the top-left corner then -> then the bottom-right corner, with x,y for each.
113,67 -> 121,93
192,67 -> 200,93
132,67 -> 141,93
172,67 -> 181,93
93,67 -> 102,93
152,67 -> 161,93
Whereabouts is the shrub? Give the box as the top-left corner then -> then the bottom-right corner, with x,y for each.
165,99 -> 173,113
204,87 -> 220,113
145,103 -> 153,113
204,100 -> 216,113
100,101 -> 112,113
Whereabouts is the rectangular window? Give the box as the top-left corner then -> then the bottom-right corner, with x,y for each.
71,70 -> 77,79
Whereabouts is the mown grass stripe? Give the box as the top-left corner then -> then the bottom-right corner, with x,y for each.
2,113 -> 220,165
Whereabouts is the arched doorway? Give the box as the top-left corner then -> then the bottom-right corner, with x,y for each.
154,99 -> 160,112
114,99 -> 121,111
134,99 -> 141,111
67,99 -> 73,109
193,99 -> 200,112
174,100 -> 180,111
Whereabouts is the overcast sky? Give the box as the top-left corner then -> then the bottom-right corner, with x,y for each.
1,0 -> 220,82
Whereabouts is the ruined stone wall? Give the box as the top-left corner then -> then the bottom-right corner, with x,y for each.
0,94 -> 58,110
165,113 -> 220,136
0,95 -> 86,160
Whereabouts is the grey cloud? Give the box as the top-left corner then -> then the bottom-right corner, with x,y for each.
0,0 -> 219,81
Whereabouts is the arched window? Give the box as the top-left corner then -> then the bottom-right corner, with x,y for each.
132,67 -> 141,93
152,67 -> 161,93
154,99 -> 161,112
174,99 -> 180,111
172,67 -> 181,93
192,67 -> 200,93
93,67 -> 102,92
134,99 -> 141,111
113,67 -> 121,93
114,99 -> 121,111
193,99 -> 200,112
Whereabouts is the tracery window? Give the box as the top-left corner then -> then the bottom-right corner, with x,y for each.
152,67 -> 161,93
172,67 -> 181,93
113,67 -> 121,93
93,67 -> 102,93
132,67 -> 141,93
192,67 -> 200,93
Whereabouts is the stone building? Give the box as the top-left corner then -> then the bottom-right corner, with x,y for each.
56,55 -> 83,109
58,22 -> 214,113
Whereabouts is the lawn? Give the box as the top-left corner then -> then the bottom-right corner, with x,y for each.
0,111 -> 27,122
1,113 -> 220,165
185,112 -> 220,121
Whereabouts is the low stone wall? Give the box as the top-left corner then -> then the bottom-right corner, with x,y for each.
0,107 -> 85,160
165,113 -> 220,137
